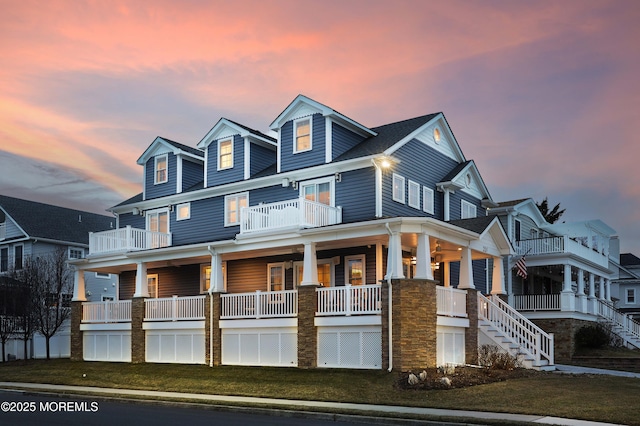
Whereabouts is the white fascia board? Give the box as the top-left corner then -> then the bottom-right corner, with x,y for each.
0,210 -> 29,240
198,118 -> 276,150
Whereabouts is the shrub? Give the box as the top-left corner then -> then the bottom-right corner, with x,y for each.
478,344 -> 521,370
575,324 -> 610,349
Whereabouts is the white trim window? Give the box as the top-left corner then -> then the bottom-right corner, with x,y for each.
68,247 -> 85,259
300,176 -> 334,206
14,244 -> 23,270
392,173 -> 405,204
268,263 -> 285,292
218,138 -> 233,170
147,208 -> 169,234
224,192 -> 248,227
345,254 -> 365,286
408,180 -> 420,209
461,200 -> 476,219
294,259 -> 334,287
423,186 -> 434,214
514,219 -> 522,241
627,288 -> 636,304
147,274 -> 158,298
294,117 -> 312,153
176,203 -> 191,221
154,154 -> 168,184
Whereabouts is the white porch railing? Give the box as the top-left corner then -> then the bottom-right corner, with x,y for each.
145,295 -> 206,321
436,286 -> 467,317
240,198 -> 342,234
0,222 -> 6,240
89,225 -> 172,255
515,236 -> 608,268
316,284 -> 381,316
478,293 -> 554,367
513,294 -> 561,311
82,300 -> 132,323
597,299 -> 640,346
220,290 -> 298,319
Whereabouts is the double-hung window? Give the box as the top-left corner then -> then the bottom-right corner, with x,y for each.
300,177 -> 333,206
69,247 -> 84,259
294,117 -> 311,153
154,154 -> 168,184
218,138 -> 233,170
268,263 -> 285,291
14,245 -> 23,270
627,289 -> 636,304
345,255 -> 365,286
392,173 -> 405,203
461,200 -> 476,219
423,186 -> 434,214
408,180 -> 420,209
225,192 -> 248,226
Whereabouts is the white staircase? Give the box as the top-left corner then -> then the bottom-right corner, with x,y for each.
478,293 -> 555,370
596,300 -> 640,349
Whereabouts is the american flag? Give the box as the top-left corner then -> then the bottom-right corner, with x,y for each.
514,255 -> 527,279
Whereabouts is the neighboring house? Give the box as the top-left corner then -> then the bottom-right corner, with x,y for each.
612,253 -> 640,319
488,198 -> 640,356
0,195 -> 117,359
73,94 -> 573,370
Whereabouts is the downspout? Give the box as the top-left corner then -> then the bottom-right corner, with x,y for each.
384,222 -> 393,372
207,245 -> 215,368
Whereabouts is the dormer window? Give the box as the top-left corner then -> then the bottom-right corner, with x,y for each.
294,117 -> 312,153
154,154 -> 168,184
218,138 -> 233,170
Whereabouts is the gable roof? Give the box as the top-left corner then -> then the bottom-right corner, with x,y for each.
0,195 -> 115,245
197,118 -> 276,150
621,253 -> 640,266
137,136 -> 204,165
448,215 -> 513,255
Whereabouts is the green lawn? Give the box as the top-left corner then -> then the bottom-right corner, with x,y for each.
1,360 -> 640,425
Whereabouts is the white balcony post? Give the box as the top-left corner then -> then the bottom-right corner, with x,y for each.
588,272 -> 597,314
458,246 -> 475,289
576,268 -> 587,313
561,264 -> 575,311
414,232 -> 433,280
72,268 -> 86,302
345,284 -> 352,316
385,230 -> 405,279
255,290 -> 261,319
209,250 -> 225,293
125,225 -> 133,250
300,241 -> 319,286
606,279 -> 612,302
172,295 -> 178,321
491,256 -> 506,295
104,300 -> 110,322
134,262 -> 149,298
599,276 -> 605,300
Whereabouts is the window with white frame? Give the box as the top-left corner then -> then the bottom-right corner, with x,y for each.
392,173 -> 405,203
345,255 -> 365,286
14,244 -> 23,270
294,117 -> 312,153
224,192 -> 248,226
408,180 -> 420,209
218,138 -> 233,170
147,274 -> 158,298
423,186 -> 434,214
300,176 -> 334,206
95,272 -> 110,279
176,203 -> 191,221
294,259 -> 334,287
147,209 -> 169,234
268,263 -> 285,291
154,154 -> 168,184
461,200 -> 476,219
627,288 -> 636,304
0,247 -> 8,272
514,219 -> 522,241
69,247 -> 84,259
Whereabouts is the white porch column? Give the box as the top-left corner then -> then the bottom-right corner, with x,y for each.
458,246 -> 475,289
606,279 -> 612,302
577,269 -> 585,295
562,264 -> 572,293
300,241 -> 319,286
133,262 -> 149,298
490,257 -> 505,295
72,269 -> 86,302
443,189 -> 451,221
561,263 -> 575,312
443,261 -> 450,287
577,268 -> 587,313
209,250 -> 225,293
599,276 -> 605,300
588,272 -> 597,314
385,231 -> 405,279
414,232 -> 433,280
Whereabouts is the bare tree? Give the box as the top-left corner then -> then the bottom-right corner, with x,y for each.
0,275 -> 21,362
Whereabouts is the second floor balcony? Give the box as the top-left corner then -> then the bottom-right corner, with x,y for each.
89,226 -> 172,256
240,197 -> 342,234
514,235 -> 609,268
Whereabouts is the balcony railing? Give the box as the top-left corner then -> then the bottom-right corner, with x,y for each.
436,286 -> 468,317
89,225 -> 172,255
514,235 -> 609,267
145,295 -> 206,321
82,300 -> 132,323
513,294 -> 561,311
220,290 -> 298,319
240,198 -> 342,234
316,284 -> 382,316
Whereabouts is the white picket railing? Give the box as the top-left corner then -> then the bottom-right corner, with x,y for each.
478,293 -> 554,366
145,295 -> 206,321
220,290 -> 298,319
597,299 -> 640,344
316,284 -> 381,316
436,286 -> 467,317
240,198 -> 342,234
513,294 -> 561,311
89,225 -> 172,255
515,236 -> 608,268
82,300 -> 132,323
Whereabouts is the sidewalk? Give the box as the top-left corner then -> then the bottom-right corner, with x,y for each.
555,364 -> 640,378
0,380 -> 625,426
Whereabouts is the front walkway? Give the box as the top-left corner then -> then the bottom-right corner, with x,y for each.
555,364 -> 640,378
0,381 -> 625,426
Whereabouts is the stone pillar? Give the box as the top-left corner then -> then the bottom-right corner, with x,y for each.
70,301 -> 83,361
205,293 -> 222,366
465,288 -> 479,365
490,257 -> 505,295
458,247 -> 475,289
414,232 -> 433,280
382,279 -> 437,371
297,285 -> 318,368
130,297 -> 146,363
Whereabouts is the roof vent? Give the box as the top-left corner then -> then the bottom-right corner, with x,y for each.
78,214 -> 82,223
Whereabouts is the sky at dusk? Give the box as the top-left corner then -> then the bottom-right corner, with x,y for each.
1,1 -> 639,254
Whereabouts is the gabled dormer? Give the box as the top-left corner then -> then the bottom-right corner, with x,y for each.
197,118 -> 277,188
270,95 -> 376,173
437,160 -> 495,220
137,137 -> 204,201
